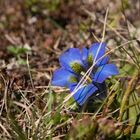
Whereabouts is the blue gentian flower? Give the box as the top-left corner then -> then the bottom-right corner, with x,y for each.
51,42 -> 118,105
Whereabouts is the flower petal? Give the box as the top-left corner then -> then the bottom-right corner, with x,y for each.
82,47 -> 88,62
97,56 -> 109,66
59,48 -> 84,73
89,42 -> 107,66
51,68 -> 77,87
93,64 -> 119,83
70,84 -> 98,105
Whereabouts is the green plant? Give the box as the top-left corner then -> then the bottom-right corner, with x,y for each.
7,45 -> 30,65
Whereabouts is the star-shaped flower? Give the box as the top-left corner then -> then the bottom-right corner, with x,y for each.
51,42 -> 118,105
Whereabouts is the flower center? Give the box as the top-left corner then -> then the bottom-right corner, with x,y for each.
70,62 -> 83,74
70,61 -> 98,85
80,71 -> 92,84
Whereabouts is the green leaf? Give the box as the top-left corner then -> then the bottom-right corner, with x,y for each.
7,46 -> 29,56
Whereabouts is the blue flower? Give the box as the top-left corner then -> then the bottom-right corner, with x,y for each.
51,42 -> 118,105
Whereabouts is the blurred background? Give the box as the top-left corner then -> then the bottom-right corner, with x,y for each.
0,0 -> 140,139
0,0 -> 139,87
